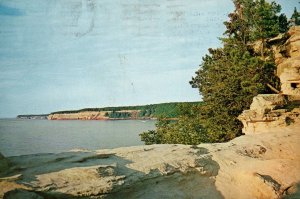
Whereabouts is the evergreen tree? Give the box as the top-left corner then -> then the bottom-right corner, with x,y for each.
140,0 -> 287,145
224,0 -> 282,58
278,14 -> 289,33
190,46 -> 279,141
223,0 -> 256,45
291,7 -> 300,26
190,0 -> 281,141
250,0 -> 281,58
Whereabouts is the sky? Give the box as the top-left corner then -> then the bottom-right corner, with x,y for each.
0,0 -> 299,118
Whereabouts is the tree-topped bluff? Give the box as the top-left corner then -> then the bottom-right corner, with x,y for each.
48,102 -> 201,120
17,102 -> 201,120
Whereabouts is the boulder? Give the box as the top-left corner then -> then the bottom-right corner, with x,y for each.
249,94 -> 285,117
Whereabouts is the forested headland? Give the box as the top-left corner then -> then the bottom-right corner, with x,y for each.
17,102 -> 202,120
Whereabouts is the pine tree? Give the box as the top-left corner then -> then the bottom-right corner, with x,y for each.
249,0 -> 281,58
223,0 -> 283,58
189,0 -> 282,141
278,14 -> 289,33
291,7 -> 300,26
190,45 -> 279,141
223,0 -> 260,46
140,0 -> 287,145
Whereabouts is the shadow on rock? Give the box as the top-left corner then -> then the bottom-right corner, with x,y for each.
1,147 -> 224,199
108,154 -> 223,199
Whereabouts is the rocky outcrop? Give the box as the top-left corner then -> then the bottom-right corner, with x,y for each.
0,122 -> 299,199
239,26 -> 300,134
238,94 -> 300,134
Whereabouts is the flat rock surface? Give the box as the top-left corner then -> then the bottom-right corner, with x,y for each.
0,123 -> 299,199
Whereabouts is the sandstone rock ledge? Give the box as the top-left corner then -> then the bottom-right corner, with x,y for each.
0,122 -> 299,199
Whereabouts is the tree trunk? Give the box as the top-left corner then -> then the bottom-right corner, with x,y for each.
267,83 -> 280,94
261,38 -> 265,59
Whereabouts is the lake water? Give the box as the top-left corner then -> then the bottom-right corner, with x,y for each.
0,119 -> 156,157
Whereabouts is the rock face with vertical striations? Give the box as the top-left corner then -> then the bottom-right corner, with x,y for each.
276,26 -> 300,97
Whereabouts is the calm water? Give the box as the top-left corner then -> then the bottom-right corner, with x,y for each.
0,119 -> 156,157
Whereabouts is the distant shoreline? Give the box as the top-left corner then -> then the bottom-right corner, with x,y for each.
16,102 -> 201,121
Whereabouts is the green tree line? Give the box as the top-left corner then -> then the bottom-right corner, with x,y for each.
50,102 -> 201,119
105,111 -> 132,119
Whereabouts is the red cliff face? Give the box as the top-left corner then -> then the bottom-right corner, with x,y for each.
47,110 -> 141,120
48,111 -> 109,120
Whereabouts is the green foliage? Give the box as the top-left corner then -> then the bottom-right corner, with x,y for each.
108,111 -> 132,119
224,0 -> 284,58
135,102 -> 202,118
249,0 -> 281,40
291,7 -> 300,26
189,0 -> 282,142
140,0 -> 286,145
223,0 -> 253,45
140,104 -> 207,145
278,14 -> 289,33
140,130 -> 163,145
190,47 -> 279,141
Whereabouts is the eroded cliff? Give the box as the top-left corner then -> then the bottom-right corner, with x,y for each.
48,111 -> 109,120
47,110 -> 141,120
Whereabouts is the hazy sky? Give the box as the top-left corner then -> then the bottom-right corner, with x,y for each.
0,0 -> 298,117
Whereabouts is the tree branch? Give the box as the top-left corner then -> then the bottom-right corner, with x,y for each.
267,83 -> 280,94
